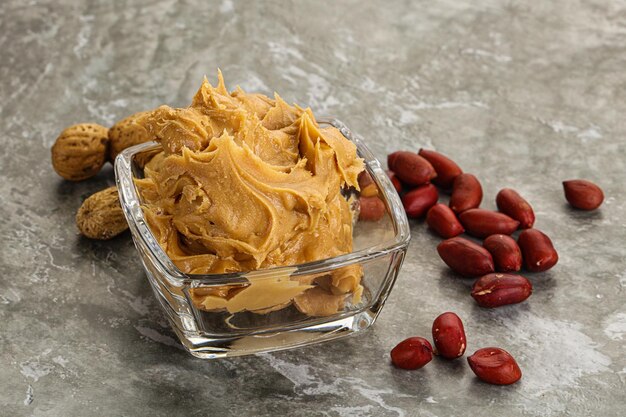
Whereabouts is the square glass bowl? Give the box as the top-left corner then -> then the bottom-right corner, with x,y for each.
114,118 -> 410,358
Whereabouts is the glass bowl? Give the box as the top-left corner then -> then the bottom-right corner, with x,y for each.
114,118 -> 410,359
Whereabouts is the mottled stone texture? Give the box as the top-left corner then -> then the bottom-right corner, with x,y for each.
1,0 -> 625,416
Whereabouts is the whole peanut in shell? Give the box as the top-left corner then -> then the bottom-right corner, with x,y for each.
76,186 -> 128,240
418,149 -> 463,189
517,229 -> 558,272
108,111 -> 153,161
562,179 -> 604,210
387,151 -> 437,186
51,123 -> 109,181
449,173 -> 482,214
496,188 -> 535,229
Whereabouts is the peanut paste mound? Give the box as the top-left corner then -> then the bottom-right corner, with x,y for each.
135,73 -> 365,316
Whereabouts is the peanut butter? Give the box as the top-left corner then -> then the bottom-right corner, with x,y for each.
135,72 -> 365,316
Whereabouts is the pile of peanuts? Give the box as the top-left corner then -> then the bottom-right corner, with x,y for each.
378,148 -> 604,385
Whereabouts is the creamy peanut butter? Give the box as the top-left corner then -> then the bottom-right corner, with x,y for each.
135,72 -> 365,316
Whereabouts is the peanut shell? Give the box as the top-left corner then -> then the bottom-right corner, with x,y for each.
108,111 -> 153,161
51,123 -> 109,181
76,186 -> 128,240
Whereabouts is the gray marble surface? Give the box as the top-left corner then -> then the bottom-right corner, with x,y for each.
1,0 -> 625,416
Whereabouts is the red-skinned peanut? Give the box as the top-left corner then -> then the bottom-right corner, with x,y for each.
390,337 -> 434,370
471,273 -> 532,308
459,209 -> 520,238
449,173 -> 483,213
563,179 -> 604,210
437,237 -> 495,277
418,149 -> 463,189
426,204 -> 464,238
496,188 -> 535,229
518,229 -> 558,272
359,196 -> 386,222
358,171 -> 378,198
386,170 -> 403,194
483,234 -> 523,272
402,184 -> 439,218
467,348 -> 522,385
432,312 -> 466,359
387,151 -> 437,186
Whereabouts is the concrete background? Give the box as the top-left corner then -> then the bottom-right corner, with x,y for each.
1,0 -> 625,416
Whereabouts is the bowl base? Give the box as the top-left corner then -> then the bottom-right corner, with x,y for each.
171,310 -> 377,359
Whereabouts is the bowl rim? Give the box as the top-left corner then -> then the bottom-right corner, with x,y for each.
114,117 -> 411,285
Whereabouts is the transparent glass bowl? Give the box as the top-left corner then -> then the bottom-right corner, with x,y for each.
114,118 -> 410,358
